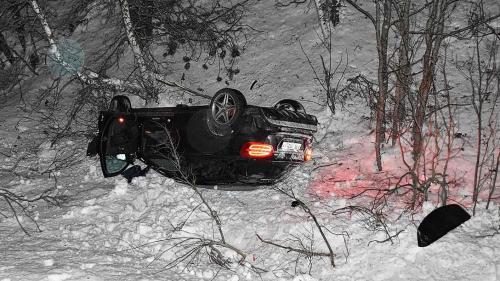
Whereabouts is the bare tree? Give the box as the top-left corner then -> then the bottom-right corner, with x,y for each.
274,0 -> 348,114
459,2 -> 500,214
344,0 -> 392,171
391,0 -> 412,146
0,0 -> 41,79
298,33 -> 349,115
410,0 -> 450,167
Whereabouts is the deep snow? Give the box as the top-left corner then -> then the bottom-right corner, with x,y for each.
1,0 -> 500,280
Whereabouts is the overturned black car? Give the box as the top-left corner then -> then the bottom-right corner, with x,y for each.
87,88 -> 318,185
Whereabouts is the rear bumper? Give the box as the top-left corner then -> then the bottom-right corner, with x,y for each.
259,107 -> 318,133
265,118 -> 317,131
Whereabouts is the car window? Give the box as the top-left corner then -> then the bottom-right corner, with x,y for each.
105,154 -> 127,174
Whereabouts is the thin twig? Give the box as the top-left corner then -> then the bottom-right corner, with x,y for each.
256,233 -> 332,257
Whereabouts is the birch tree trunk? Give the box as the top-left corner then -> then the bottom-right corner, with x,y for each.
29,0 -> 210,100
29,0 -> 143,92
118,0 -> 149,75
118,0 -> 159,101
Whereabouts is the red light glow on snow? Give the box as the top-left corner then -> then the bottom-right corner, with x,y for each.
306,135 -> 490,209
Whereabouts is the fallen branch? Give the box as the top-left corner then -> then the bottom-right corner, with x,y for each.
311,162 -> 343,172
0,187 -> 60,235
367,229 -> 405,246
256,233 -> 332,257
271,185 -> 336,267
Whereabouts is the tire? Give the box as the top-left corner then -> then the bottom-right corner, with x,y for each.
207,88 -> 246,136
109,95 -> 132,113
274,99 -> 306,114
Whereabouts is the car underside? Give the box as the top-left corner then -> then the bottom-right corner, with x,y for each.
87,88 -> 318,186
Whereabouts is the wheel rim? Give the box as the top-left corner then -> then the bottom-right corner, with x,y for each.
211,92 -> 237,124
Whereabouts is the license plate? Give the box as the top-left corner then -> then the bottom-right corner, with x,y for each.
281,141 -> 302,152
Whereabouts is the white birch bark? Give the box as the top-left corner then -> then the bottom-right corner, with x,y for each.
117,0 -> 212,99
30,0 -> 209,99
118,0 -> 149,76
30,0 -> 79,76
29,0 -> 142,92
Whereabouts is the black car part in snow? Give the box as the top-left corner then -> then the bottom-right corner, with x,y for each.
87,88 -> 318,186
417,204 -> 471,247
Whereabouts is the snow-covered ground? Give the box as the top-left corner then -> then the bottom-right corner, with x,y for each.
1,0 -> 500,280
1,106 -> 499,281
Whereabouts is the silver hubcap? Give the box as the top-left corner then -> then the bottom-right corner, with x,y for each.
212,93 -> 237,124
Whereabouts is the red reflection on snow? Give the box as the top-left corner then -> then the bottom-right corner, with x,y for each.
307,154 -> 476,209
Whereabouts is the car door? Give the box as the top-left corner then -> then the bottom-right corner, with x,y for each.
98,112 -> 139,177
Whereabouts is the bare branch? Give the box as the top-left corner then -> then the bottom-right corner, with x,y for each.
344,0 -> 376,27
256,233 -> 332,257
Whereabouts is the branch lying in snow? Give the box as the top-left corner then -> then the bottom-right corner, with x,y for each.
139,122 -> 263,273
367,229 -> 405,246
0,187 -> 60,235
311,162 -> 343,172
331,205 -> 401,246
148,237 -> 247,271
29,0 -> 209,100
473,228 -> 500,238
269,186 -> 336,268
256,233 -> 333,258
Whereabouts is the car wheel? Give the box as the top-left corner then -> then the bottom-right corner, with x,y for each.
207,88 -> 246,136
109,95 -> 132,113
274,99 -> 306,114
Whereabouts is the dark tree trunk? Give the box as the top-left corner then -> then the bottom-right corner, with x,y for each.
412,0 -> 446,163
0,33 -> 15,64
392,0 -> 411,146
374,0 -> 391,171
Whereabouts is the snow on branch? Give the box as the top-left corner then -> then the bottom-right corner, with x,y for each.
118,0 -> 148,75
29,0 -> 209,100
29,0 -> 142,93
117,0 -> 210,100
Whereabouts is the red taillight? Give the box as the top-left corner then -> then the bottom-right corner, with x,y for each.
118,117 -> 125,124
304,147 -> 313,161
240,142 -> 274,159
